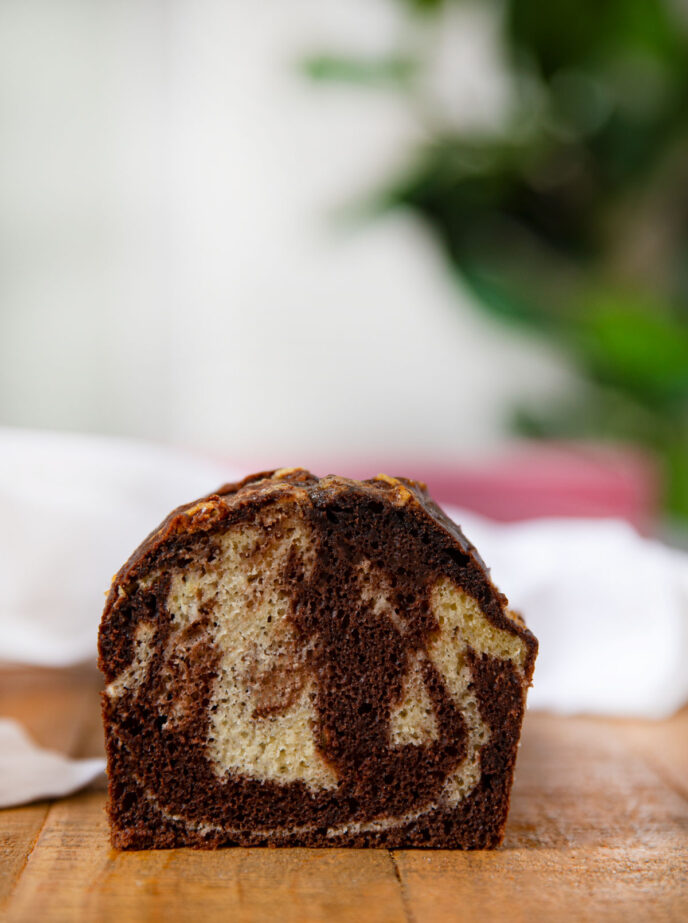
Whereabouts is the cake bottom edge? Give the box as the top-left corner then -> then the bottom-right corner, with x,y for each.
106,778 -> 512,851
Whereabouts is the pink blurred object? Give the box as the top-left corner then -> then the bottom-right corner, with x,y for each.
349,445 -> 659,530
236,444 -> 659,531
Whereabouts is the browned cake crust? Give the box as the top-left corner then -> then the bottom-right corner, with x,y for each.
98,469 -> 537,849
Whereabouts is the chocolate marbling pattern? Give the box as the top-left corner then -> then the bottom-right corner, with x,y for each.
99,470 -> 537,848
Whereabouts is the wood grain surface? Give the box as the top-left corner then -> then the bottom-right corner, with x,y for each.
1,666 -> 686,922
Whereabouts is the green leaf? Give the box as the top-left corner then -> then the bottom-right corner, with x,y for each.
456,261 -> 553,328
506,0 -> 687,78
301,54 -> 417,87
574,291 -> 688,403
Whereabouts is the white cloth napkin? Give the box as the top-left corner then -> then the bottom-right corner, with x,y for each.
0,427 -> 238,666
1,426 -> 687,808
0,718 -> 105,808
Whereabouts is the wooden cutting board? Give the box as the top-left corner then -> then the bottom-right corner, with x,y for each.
1,666 -> 686,922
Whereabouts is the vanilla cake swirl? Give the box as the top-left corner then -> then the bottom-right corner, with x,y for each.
98,469 -> 537,849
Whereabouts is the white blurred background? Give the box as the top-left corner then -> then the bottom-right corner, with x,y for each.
2,1 -> 688,734
0,0 -> 574,465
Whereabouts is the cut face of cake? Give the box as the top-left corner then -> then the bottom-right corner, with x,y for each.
98,469 -> 537,849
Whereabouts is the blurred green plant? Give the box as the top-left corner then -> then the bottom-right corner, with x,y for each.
303,0 -> 688,521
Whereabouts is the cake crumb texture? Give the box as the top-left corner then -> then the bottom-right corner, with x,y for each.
98,469 -> 537,849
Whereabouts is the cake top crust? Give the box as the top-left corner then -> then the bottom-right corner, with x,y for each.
101,469 -> 536,669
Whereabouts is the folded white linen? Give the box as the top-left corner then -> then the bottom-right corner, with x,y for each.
1,427 -> 687,808
0,427 -> 237,666
0,718 -> 105,808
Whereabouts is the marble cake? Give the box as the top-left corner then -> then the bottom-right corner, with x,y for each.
98,468 -> 537,849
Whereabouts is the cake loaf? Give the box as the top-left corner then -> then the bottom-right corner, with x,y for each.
98,469 -> 537,849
